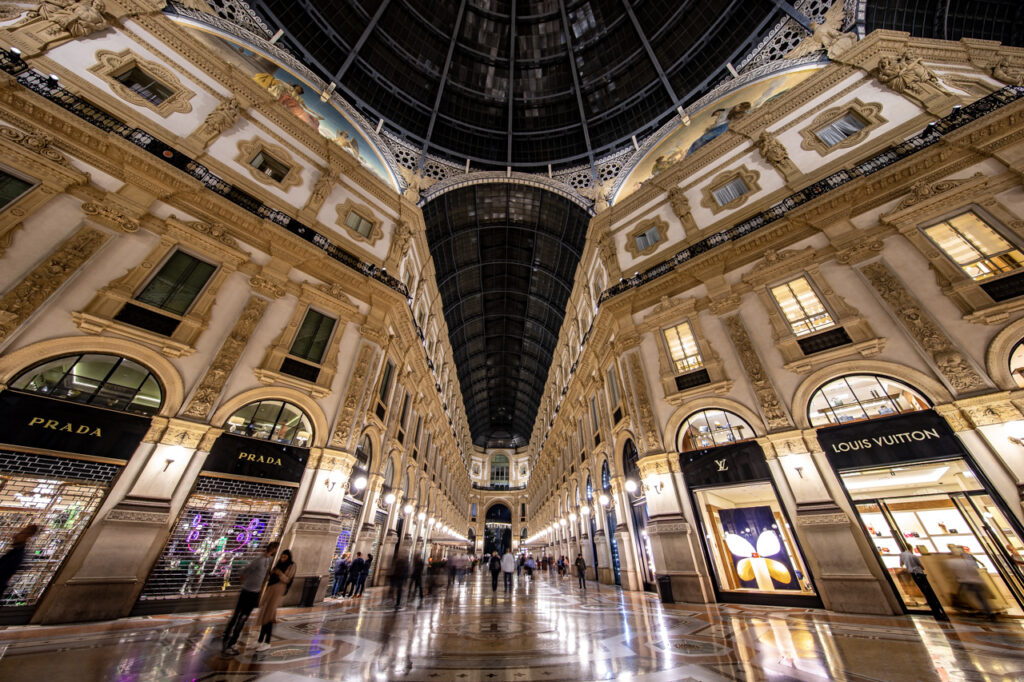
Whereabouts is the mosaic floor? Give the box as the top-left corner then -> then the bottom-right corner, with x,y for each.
2,570 -> 1024,680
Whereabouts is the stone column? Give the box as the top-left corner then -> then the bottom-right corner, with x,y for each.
352,474 -> 385,558
610,476 -> 641,591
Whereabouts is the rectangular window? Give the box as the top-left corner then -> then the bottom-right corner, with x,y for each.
345,210 -> 374,237
0,169 -> 33,210
378,360 -> 394,403
815,112 -> 866,147
590,397 -> 599,434
136,251 -> 216,316
712,177 -> 749,207
114,66 -> 173,105
770,277 -> 835,337
414,415 -> 423,447
634,226 -> 660,251
399,393 -> 410,427
288,308 -> 335,364
250,150 -> 290,183
607,365 -> 620,407
663,321 -> 704,373
924,211 -> 1024,282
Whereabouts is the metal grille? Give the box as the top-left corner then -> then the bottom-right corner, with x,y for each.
137,478 -> 293,601
0,455 -> 120,607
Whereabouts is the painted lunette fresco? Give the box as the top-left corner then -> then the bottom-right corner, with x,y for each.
615,66 -> 822,202
176,23 -> 397,190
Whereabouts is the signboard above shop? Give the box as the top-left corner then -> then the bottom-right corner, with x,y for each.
679,439 -> 772,488
0,390 -> 151,461
202,433 -> 308,484
816,410 -> 965,470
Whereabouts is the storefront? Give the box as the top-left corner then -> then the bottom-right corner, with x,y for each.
601,460 -> 622,586
817,399 -> 1024,617
678,409 -> 819,607
0,354 -> 161,624
134,414 -> 309,614
622,439 -> 656,591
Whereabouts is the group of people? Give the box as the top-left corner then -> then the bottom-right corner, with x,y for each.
220,541 -> 296,656
551,554 -> 589,589
328,551 -> 372,599
899,544 -> 1006,620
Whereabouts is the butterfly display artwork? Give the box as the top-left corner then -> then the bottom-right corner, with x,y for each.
716,505 -> 800,591
725,530 -> 792,590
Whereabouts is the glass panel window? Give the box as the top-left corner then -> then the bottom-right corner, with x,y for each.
590,397 -> 599,434
770,276 -> 835,336
136,251 -> 216,316
607,365 -> 620,407
0,169 -> 33,210
677,409 -> 754,451
490,454 -> 510,487
11,353 -> 163,416
712,177 -> 749,207
114,66 -> 173,105
634,225 -> 660,251
224,399 -> 312,447
815,112 -> 866,147
808,374 -> 930,426
695,482 -> 815,595
663,321 -> 704,373
250,151 -> 290,183
1010,340 -> 1024,389
378,361 -> 394,403
288,309 -> 335,364
924,211 -> 1024,281
345,210 -> 373,237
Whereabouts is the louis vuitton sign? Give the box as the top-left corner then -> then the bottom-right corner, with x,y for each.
203,433 -> 307,483
679,439 -> 771,488
817,410 -> 965,469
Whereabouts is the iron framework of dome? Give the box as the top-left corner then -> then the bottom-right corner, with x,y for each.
422,184 -> 589,447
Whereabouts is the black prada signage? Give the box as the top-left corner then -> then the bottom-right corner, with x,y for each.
679,440 -> 771,488
817,410 -> 965,469
203,433 -> 307,483
0,390 -> 151,461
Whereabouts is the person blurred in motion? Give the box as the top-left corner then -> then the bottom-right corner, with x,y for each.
408,554 -> 425,604
221,540 -> 278,655
501,549 -> 515,592
388,552 -> 409,610
489,551 -> 502,592
524,555 -> 536,580
948,545 -> 996,619
0,524 -> 39,601
898,546 -> 947,621
574,553 -> 587,590
255,549 -> 296,651
343,552 -> 365,597
330,552 -> 350,598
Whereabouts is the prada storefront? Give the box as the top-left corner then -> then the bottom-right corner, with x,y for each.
816,388 -> 1024,618
679,409 -> 819,607
0,354 -> 157,624
134,401 -> 310,614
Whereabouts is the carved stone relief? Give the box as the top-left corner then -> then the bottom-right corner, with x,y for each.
331,343 -> 373,447
724,316 -> 791,430
192,97 -> 243,149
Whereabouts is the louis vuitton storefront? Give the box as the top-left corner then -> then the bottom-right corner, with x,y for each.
678,409 -> 819,607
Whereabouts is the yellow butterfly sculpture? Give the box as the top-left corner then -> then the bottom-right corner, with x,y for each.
724,530 -> 791,590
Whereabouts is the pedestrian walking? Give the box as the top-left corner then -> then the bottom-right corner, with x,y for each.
221,541 -> 279,655
899,547 -> 947,621
408,554 -> 425,604
344,552 -> 365,597
255,549 -> 296,651
501,549 -> 515,592
489,551 -> 502,592
389,552 -> 409,609
525,555 -> 536,580
0,524 -> 39,601
574,553 -> 587,590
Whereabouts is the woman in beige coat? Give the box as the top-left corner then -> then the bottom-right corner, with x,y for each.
255,549 -> 295,650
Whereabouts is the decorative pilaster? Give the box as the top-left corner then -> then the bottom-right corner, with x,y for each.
723,315 -> 792,430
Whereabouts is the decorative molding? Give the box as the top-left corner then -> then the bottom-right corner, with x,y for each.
334,198 -> 383,246
624,216 -> 670,259
105,509 -> 169,525
753,130 -> 800,181
331,343 -> 374,447
889,173 -> 983,213
0,226 -> 108,344
248,275 -> 287,299
191,96 -> 244,149
700,166 -> 761,215
798,99 -> 886,156
667,187 -> 697,234
183,295 -> 269,419
627,354 -> 662,452
724,315 -> 792,430
795,512 -> 850,527
88,49 -> 195,117
644,521 -> 691,535
81,201 -> 140,233
0,125 -> 69,166
860,261 -> 987,394
873,49 -> 951,99
234,137 -> 302,190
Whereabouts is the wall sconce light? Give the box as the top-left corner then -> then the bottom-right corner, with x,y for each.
559,518 -> 567,527
580,505 -> 591,516
598,493 -> 611,508
384,492 -> 396,505
403,503 -> 414,515
624,479 -> 638,494
418,511 -> 427,521
353,475 -> 368,491
569,512 -> 577,522
47,73 -> 59,87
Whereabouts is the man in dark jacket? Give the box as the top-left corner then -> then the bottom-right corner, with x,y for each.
331,552 -> 350,598
353,552 -> 372,597
489,551 -> 502,592
408,554 -> 425,604
344,552 -> 365,597
0,524 -> 38,600
389,553 -> 409,609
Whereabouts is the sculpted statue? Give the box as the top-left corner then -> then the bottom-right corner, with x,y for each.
397,166 -> 437,203
580,178 -> 613,213
808,21 -> 858,60
992,57 -> 1024,86
755,131 -> 790,168
668,187 -> 690,222
36,0 -> 107,38
875,51 -> 945,96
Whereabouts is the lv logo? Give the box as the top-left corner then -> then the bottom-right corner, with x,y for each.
715,458 -> 729,472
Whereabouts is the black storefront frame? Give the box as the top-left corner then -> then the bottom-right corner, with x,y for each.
680,439 -> 822,608
817,409 -> 1024,617
0,391 -> 153,624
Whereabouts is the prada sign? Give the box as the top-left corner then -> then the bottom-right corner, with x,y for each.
679,439 -> 771,488
0,390 -> 151,461
203,433 -> 307,483
817,410 -> 964,469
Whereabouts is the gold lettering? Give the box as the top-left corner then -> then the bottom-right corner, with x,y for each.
28,417 -> 44,427
90,428 -> 102,437
60,423 -> 73,432
44,419 -> 59,430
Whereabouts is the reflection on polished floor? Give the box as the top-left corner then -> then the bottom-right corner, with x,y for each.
2,571 -> 1024,681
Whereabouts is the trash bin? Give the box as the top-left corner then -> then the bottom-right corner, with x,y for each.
656,575 -> 674,604
299,575 -> 321,607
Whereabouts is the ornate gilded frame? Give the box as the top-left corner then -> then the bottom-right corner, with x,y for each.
624,216 -> 669,258
335,198 -> 383,246
799,99 -> 886,156
235,138 -> 303,190
700,166 -> 761,215
89,49 -> 195,117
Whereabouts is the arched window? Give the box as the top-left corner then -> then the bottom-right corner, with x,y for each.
586,475 -> 594,501
382,456 -> 395,488
490,453 -> 509,487
224,399 -> 312,447
601,460 -> 611,491
808,374 -> 930,426
1011,340 -> 1024,388
11,353 -> 163,415
677,409 -> 754,452
355,434 -> 372,466
622,438 -> 640,487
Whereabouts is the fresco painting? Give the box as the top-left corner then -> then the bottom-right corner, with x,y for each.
615,66 -> 821,201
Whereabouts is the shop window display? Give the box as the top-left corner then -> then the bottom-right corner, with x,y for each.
694,482 -> 814,595
808,375 -> 929,426
11,353 -> 163,416
677,409 -> 754,451
224,400 -> 312,447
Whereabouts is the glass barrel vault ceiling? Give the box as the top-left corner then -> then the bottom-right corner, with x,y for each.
422,185 -> 590,447
251,0 -> 784,171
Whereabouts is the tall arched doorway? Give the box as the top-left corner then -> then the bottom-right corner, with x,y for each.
483,504 -> 512,556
